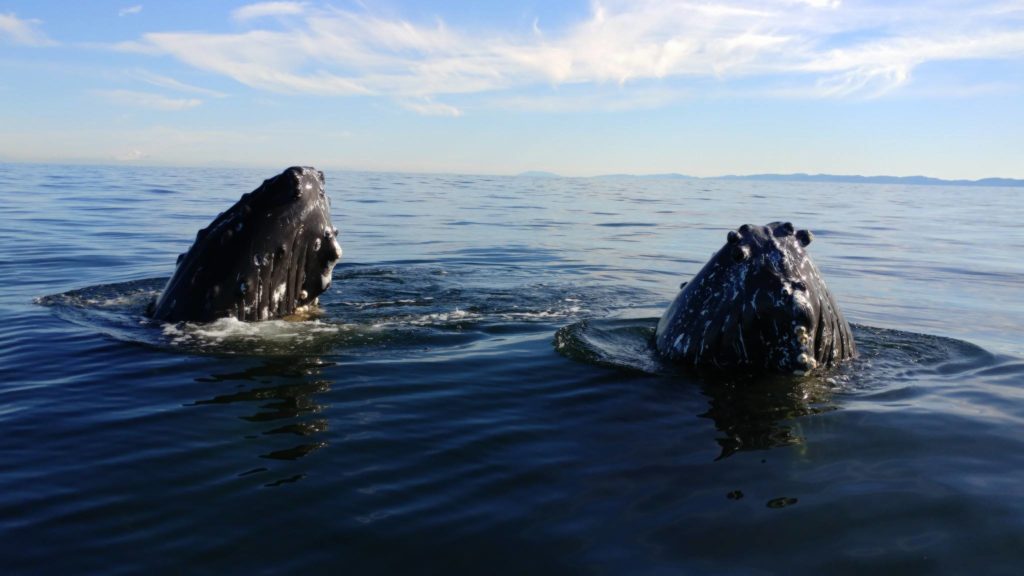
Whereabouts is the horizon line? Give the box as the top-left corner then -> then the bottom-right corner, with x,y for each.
2,159 -> 1022,185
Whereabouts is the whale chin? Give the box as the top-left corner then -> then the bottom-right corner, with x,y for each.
149,166 -> 342,323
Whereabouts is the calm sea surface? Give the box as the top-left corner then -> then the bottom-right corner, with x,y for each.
2,163 -> 1023,574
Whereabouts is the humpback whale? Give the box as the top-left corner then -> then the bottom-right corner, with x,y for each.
148,166 -> 342,322
655,222 -> 856,374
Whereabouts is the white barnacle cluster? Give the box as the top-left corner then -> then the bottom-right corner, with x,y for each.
792,325 -> 818,375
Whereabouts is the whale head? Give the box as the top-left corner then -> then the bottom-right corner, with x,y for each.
150,166 -> 343,322
655,222 -> 855,374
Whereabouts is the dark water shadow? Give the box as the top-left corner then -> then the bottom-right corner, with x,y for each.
695,372 -> 838,459
554,318 -> 999,460
189,357 -> 335,487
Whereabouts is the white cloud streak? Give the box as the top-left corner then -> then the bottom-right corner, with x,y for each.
488,86 -> 693,113
96,89 -> 203,110
232,2 -> 306,21
116,1 -> 1024,112
131,69 -> 227,97
119,5 -> 143,17
398,98 -> 462,117
115,149 -> 148,161
0,12 -> 57,46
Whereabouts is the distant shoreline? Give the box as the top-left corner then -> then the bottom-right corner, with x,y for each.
520,171 -> 1024,188
1,161 -> 1019,187
712,173 -> 1024,188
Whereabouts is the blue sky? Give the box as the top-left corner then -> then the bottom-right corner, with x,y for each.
2,1 -> 1022,178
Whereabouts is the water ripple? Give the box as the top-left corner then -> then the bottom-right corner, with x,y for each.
4,165 -> 1024,574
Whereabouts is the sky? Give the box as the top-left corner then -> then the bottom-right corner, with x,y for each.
1,0 -> 1022,178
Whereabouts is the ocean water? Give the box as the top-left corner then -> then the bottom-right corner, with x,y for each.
2,163 -> 1023,574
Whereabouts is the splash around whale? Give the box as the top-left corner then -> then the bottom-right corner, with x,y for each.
655,222 -> 856,375
148,166 -> 342,323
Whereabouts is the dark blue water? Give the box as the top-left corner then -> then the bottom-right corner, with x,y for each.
3,163 -> 1024,574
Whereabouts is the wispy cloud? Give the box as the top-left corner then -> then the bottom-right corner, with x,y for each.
232,2 -> 306,22
115,1 -> 1024,111
95,89 -> 203,110
119,5 -> 143,17
0,12 -> 57,46
115,149 -> 148,161
130,69 -> 227,97
398,98 -> 462,117
802,31 -> 1024,97
488,86 -> 692,113
791,0 -> 841,8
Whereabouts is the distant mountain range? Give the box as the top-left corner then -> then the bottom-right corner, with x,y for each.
714,173 -> 1024,187
516,171 -> 1024,187
515,171 -> 561,178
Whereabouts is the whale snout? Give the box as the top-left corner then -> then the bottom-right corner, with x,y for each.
752,281 -> 818,372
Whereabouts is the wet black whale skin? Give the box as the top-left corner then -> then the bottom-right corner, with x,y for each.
149,166 -> 342,322
655,222 -> 856,374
